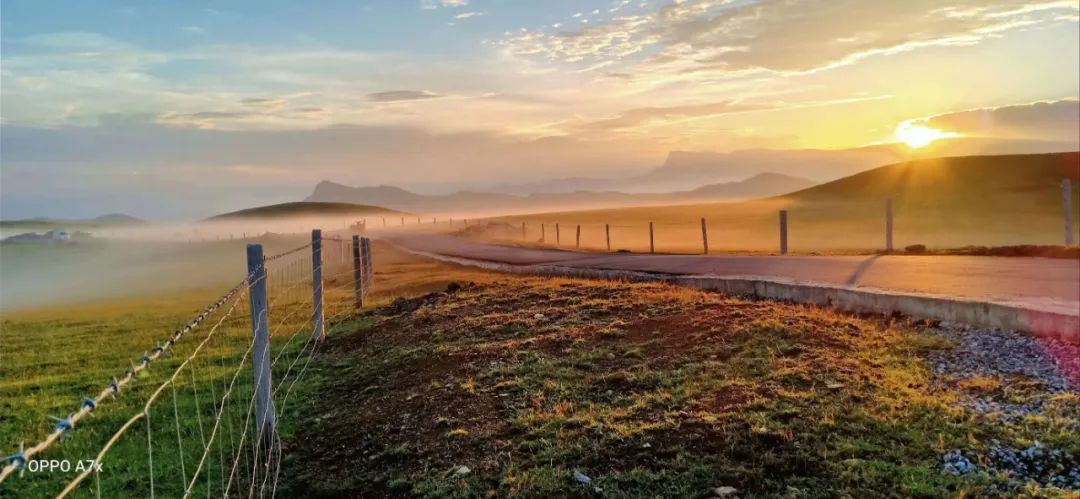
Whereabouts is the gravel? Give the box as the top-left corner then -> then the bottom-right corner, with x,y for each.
924,326 -> 1080,491
927,326 -> 1079,393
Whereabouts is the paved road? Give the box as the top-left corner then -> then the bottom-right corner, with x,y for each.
388,233 -> 1080,314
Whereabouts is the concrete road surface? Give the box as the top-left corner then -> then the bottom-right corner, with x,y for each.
387,233 -> 1080,315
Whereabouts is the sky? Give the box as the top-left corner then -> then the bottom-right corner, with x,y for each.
1,0 -> 1079,219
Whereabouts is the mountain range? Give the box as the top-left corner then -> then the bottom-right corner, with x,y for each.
305,172 -> 817,215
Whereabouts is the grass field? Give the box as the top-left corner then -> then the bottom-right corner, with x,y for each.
480,153 -> 1080,255
0,240 -> 495,498
278,275 -> 1079,497
3,240 -> 1077,497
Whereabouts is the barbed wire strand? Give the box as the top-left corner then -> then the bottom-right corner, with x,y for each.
0,275 -> 251,484
56,288 -> 248,498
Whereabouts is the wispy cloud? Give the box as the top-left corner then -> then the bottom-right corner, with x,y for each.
367,90 -> 442,102
421,0 -> 468,9
495,0 -> 1079,77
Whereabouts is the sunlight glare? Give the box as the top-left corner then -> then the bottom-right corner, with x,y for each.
894,121 -> 961,148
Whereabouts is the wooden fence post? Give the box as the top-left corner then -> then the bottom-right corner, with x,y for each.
245,244 -> 276,445
605,224 -> 611,252
779,210 -> 788,255
311,230 -> 325,341
541,223 -> 546,243
1064,178 -> 1075,246
382,217 -> 386,228
400,217 -> 404,226
556,224 -> 561,246
362,237 -> 373,290
576,225 -> 581,248
522,221 -> 526,240
885,199 -> 894,252
701,218 -> 708,255
649,222 -> 654,254
352,235 -> 362,308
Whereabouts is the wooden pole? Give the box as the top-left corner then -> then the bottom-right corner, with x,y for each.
649,222 -> 654,254
362,237 -> 373,290
701,217 -> 709,255
352,236 -> 362,308
310,230 -> 325,341
522,221 -> 526,240
575,224 -> 581,248
1064,178 -> 1075,246
400,217 -> 404,226
885,199 -> 894,252
556,223 -> 561,246
245,244 -> 276,444
541,223 -> 546,243
779,210 -> 788,255
605,224 -> 611,252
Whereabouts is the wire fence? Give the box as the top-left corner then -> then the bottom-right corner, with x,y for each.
1,231 -> 376,498
477,185 -> 1079,255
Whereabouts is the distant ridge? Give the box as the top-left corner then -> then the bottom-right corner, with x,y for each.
206,201 -> 403,221
305,172 -> 816,214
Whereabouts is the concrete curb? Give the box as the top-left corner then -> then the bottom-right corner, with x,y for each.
393,245 -> 1080,344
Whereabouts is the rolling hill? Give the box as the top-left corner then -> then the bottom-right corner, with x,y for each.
207,202 -> 404,221
305,172 -> 817,215
485,152 -> 1080,253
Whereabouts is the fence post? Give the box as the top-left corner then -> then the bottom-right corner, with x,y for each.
541,224 -> 546,243
362,237 -> 373,290
382,217 -> 386,228
576,225 -> 581,248
649,222 -> 655,254
245,244 -> 276,445
701,218 -> 709,255
556,224 -> 561,246
605,224 -> 611,252
310,230 -> 325,341
885,199 -> 894,252
522,222 -> 526,241
1064,178 -> 1075,246
779,210 -> 788,255
352,236 -> 363,308
400,217 -> 404,226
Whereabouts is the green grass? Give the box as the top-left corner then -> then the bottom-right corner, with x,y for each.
278,277 -> 1079,498
0,241 -> 496,498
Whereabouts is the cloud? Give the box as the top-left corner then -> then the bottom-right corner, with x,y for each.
496,0 -> 1079,75
421,0 -> 468,9
579,101 -> 767,130
454,11 -> 484,19
911,99 -> 1080,143
367,90 -> 442,102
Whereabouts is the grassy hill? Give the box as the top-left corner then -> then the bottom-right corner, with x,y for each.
487,152 -> 1080,253
207,201 -> 403,220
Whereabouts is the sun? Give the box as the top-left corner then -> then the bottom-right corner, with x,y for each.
894,121 -> 961,148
